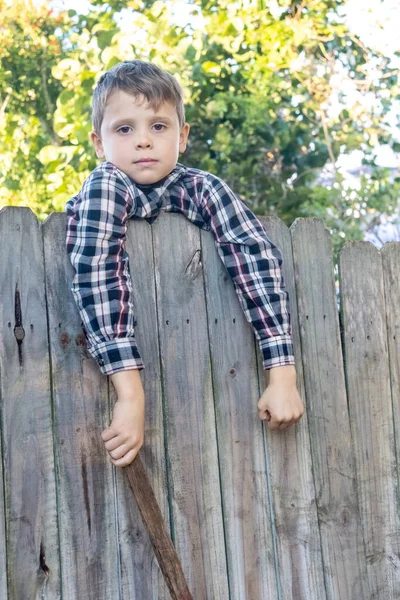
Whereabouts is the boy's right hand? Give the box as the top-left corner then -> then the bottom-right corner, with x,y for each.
103,369 -> 145,467
258,365 -> 304,430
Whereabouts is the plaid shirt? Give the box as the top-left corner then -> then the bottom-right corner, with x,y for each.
65,161 -> 295,376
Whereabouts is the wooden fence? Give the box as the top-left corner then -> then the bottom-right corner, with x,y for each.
0,206 -> 399,600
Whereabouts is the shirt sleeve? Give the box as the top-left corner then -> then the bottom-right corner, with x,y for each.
201,175 -> 295,370
65,165 -> 144,376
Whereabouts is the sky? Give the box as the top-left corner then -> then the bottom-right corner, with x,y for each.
344,0 -> 400,62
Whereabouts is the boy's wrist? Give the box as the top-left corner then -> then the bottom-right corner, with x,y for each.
116,393 -> 145,405
110,368 -> 144,398
268,364 -> 297,385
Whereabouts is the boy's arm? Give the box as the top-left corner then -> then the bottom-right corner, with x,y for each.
201,175 -> 295,371
201,176 -> 304,429
65,164 -> 144,375
65,164 -> 150,465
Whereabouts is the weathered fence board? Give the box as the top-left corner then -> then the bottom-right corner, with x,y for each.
382,243 -> 400,500
116,218 -> 169,600
259,217 -> 326,600
201,225 -> 278,600
340,242 -> 400,599
0,208 -> 60,599
1,208 -> 400,599
152,214 -> 229,598
43,212 -> 120,599
0,414 -> 7,600
291,218 -> 368,599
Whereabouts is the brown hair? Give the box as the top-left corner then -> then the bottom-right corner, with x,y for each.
91,60 -> 186,135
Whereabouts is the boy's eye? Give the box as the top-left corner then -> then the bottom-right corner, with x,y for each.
118,126 -> 132,134
153,123 -> 166,131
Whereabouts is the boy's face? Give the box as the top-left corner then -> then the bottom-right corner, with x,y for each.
91,90 -> 190,185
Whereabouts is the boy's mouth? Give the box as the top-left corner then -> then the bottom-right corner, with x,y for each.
134,158 -> 158,164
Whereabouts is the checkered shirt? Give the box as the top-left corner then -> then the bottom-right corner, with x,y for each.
65,161 -> 295,375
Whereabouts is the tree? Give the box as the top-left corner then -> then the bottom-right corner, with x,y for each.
0,0 -> 68,217
1,0 -> 399,253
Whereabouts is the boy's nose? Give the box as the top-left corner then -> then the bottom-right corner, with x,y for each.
135,135 -> 152,149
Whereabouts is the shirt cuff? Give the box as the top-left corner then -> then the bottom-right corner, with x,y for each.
87,338 -> 145,376
258,334 -> 295,370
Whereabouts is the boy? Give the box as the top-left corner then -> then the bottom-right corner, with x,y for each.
65,60 -> 304,468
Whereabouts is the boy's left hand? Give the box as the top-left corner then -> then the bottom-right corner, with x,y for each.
101,395 -> 145,467
258,365 -> 304,430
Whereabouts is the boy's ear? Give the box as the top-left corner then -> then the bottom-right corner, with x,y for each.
179,123 -> 190,153
90,130 -> 105,159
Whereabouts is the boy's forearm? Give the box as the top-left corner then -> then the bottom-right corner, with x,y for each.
110,368 -> 144,400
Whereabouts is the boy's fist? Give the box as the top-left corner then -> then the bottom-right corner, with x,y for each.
101,395 -> 145,467
105,369 -> 146,467
258,365 -> 304,430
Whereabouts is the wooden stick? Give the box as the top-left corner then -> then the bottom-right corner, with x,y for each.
124,455 -> 193,600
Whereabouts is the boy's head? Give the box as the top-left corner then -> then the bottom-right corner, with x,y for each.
90,60 -> 190,185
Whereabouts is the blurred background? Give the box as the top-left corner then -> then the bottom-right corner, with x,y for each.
1,0 -> 400,254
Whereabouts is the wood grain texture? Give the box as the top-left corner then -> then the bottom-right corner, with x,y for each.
152,213 -> 229,599
0,403 -> 7,600
0,207 -> 60,599
2,209 -> 400,599
290,218 -> 368,600
112,218 -> 169,600
340,242 -> 400,598
201,224 -> 278,600
43,212 -> 119,599
382,243 -> 400,507
259,216 -> 326,600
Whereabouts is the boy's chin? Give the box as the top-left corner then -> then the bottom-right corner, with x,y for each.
106,160 -> 175,185
130,167 -> 174,186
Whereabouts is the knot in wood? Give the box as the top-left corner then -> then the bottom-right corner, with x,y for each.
340,507 -> 351,527
75,333 -> 87,348
14,325 -> 25,341
229,368 -> 236,377
60,332 -> 70,348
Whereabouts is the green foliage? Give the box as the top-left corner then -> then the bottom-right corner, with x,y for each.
0,0 -> 399,255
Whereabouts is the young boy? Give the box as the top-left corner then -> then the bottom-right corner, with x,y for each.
65,60 -> 304,468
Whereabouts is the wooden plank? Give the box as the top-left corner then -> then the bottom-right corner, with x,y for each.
258,216 -> 326,600
290,218 -> 369,600
42,212 -> 119,599
382,243 -> 400,504
114,219 -> 169,600
200,225 -> 278,599
124,455 -> 193,600
0,368 -> 9,600
340,242 -> 400,598
0,207 -> 60,599
152,213 -> 229,599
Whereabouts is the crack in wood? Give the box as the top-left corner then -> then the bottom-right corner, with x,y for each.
14,283 -> 25,366
39,540 -> 50,577
81,448 -> 91,535
184,250 -> 202,280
